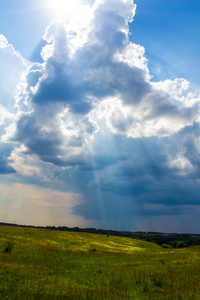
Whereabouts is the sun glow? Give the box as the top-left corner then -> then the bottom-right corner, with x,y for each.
50,0 -> 81,17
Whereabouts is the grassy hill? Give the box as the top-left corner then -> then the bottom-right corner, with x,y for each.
0,225 -> 200,299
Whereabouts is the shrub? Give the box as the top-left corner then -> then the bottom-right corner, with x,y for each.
90,247 -> 96,252
3,241 -> 14,253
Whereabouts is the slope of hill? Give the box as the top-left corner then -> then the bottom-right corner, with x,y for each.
1,222 -> 200,247
0,225 -> 200,299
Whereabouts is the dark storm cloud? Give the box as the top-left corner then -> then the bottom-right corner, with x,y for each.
14,111 -> 92,167
72,132 -> 200,220
32,60 -> 92,114
0,143 -> 16,174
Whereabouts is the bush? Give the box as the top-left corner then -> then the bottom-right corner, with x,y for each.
3,241 -> 14,253
90,247 -> 96,252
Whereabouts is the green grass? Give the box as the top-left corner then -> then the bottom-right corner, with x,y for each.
0,226 -> 200,299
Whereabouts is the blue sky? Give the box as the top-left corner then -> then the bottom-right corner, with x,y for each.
0,0 -> 200,233
132,0 -> 200,86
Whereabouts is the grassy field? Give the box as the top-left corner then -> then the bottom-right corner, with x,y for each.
0,226 -> 200,299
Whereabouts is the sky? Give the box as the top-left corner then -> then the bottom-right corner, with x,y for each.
0,0 -> 200,233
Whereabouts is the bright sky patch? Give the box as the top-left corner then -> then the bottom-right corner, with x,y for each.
49,0 -> 82,17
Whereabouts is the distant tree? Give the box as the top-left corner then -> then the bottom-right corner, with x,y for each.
175,241 -> 187,248
170,241 -> 187,248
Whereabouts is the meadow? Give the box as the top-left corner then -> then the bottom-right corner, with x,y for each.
0,225 -> 200,299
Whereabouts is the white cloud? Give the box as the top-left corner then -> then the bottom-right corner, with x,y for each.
0,34 -> 26,111
95,85 -> 198,138
0,105 -> 13,127
0,35 -> 8,48
114,42 -> 149,75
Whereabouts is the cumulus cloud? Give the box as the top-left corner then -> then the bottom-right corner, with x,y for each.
8,0 -> 198,165
1,0 -> 200,231
0,35 -> 25,111
0,35 -> 26,174
0,143 -> 16,174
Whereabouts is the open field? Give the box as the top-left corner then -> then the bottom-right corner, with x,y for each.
0,226 -> 200,299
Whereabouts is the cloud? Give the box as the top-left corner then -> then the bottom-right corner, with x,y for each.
9,0 -> 198,166
0,34 -> 26,174
72,133 -> 200,208
0,34 -> 25,111
0,143 -> 16,174
0,105 -> 13,128
1,0 -> 200,232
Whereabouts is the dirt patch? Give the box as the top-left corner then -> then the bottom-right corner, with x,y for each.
0,261 -> 16,267
40,246 -> 72,252
16,246 -> 25,250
